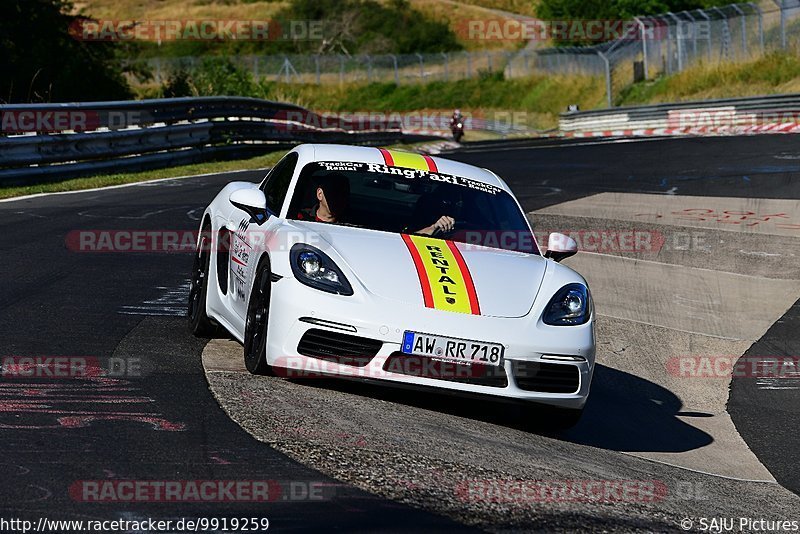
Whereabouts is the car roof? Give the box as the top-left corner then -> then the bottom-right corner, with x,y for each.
296,144 -> 506,190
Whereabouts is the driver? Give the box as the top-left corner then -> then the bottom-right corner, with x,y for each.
295,173 -> 350,223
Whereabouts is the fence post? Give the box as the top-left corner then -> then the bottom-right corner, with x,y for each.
681,10 -> 699,59
390,54 -> 399,84
711,7 -> 732,59
467,52 -> 472,78
416,53 -> 424,80
597,50 -> 612,108
748,3 -> 764,53
523,51 -> 529,74
731,4 -> 747,57
696,9 -> 712,61
663,19 -> 672,74
486,52 -> 492,72
635,17 -> 649,79
441,52 -> 449,81
339,54 -> 344,84
314,55 -> 320,85
667,13 -> 684,72
771,0 -> 786,49
366,55 -> 373,83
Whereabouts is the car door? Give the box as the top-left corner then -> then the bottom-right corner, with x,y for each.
229,152 -> 299,320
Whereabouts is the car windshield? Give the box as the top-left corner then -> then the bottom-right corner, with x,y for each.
287,161 -> 539,254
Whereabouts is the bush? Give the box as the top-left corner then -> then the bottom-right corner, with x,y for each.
159,59 -> 263,98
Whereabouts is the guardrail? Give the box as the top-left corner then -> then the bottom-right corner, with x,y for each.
560,93 -> 800,134
0,97 -> 416,184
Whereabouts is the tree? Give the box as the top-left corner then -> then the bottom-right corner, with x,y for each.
0,0 -> 130,103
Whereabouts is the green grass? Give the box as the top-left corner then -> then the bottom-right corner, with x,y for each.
617,52 -> 800,106
262,72 -> 606,130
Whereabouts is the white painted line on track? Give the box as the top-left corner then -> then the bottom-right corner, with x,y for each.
620,451 -> 778,484
457,136 -> 674,154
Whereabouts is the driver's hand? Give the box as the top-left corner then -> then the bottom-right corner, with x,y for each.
433,215 -> 455,233
418,215 -> 455,235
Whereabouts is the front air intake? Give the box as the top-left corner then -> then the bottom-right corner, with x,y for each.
297,329 -> 382,367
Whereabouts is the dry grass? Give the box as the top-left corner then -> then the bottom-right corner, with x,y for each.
406,0 -> 529,51
74,0 -> 288,21
76,0 -> 533,50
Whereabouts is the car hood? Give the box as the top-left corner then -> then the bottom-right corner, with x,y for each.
290,222 -> 546,318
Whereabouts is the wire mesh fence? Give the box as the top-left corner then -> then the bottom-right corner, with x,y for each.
135,0 -> 800,108
536,0 -> 800,107
142,50 -> 524,86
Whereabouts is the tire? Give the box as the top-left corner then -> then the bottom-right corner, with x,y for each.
243,260 -> 273,375
188,229 -> 217,337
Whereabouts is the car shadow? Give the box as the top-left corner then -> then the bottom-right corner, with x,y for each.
558,364 -> 713,452
288,363 -> 712,454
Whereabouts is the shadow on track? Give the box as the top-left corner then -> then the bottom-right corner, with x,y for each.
283,363 -> 712,454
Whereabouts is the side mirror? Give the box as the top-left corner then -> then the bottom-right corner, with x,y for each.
229,188 -> 268,222
544,232 -> 578,262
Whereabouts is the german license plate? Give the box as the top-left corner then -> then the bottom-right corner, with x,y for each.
401,331 -> 504,367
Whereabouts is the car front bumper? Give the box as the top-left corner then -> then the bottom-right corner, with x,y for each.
266,276 -> 596,410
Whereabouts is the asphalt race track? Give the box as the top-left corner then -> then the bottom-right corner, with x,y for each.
1,135 -> 799,532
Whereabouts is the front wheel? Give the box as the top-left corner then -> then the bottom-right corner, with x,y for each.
243,261 -> 273,375
188,230 -> 217,337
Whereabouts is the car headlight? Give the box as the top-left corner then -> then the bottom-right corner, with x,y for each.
542,284 -> 592,326
290,244 -> 353,296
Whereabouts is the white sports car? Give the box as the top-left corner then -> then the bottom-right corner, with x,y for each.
189,144 -> 595,426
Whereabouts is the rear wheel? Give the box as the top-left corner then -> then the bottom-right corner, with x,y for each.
188,229 -> 217,337
244,260 -> 273,375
